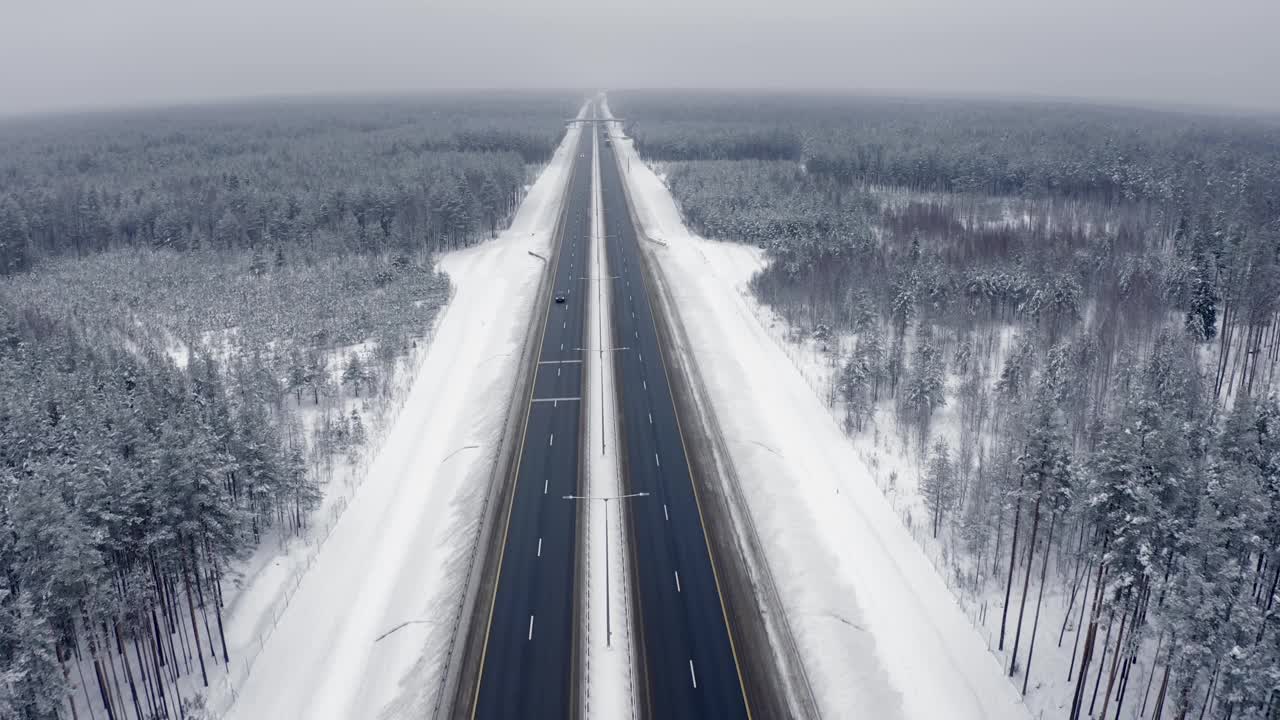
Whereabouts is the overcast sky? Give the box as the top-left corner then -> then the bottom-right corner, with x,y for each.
2,0 -> 1277,115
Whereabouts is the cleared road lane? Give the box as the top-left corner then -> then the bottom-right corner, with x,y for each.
471,121 -> 594,720
598,124 -> 751,719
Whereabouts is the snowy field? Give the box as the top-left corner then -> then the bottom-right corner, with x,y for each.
209,116 -> 585,719
603,101 -> 1031,720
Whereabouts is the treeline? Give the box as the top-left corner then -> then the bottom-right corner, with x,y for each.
654,140 -> 1280,410
3,247 -> 452,360
619,91 -> 1280,225
617,91 -> 1280,717
0,93 -> 577,274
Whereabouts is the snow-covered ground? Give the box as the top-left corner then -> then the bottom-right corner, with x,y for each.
701,245 -> 1172,718
211,115 -> 585,720
580,125 -> 638,719
602,100 -> 1031,720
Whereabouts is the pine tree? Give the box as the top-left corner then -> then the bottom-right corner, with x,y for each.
921,439 -> 956,538
838,349 -> 873,432
342,352 -> 364,397
0,196 -> 30,275
349,408 -> 367,448
286,348 -> 307,404
3,590 -> 67,719
1185,245 -> 1219,342
901,323 -> 947,452
306,352 -> 329,405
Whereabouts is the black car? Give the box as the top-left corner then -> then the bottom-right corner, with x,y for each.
554,295 -> 566,304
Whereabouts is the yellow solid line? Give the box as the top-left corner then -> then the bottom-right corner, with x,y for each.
617,155 -> 754,719
469,126 -> 582,720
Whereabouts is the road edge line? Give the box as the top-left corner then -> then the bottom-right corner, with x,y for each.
438,111 -> 585,720
602,101 -> 823,720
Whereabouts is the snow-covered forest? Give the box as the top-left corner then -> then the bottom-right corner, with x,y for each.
0,94 -> 574,718
613,91 -> 1280,719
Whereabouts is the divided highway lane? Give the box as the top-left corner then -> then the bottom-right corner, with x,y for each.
472,122 -> 594,720
598,126 -> 751,719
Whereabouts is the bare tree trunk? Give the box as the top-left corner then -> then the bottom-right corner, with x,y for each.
1091,610 -> 1117,716
1247,319 -> 1269,396
1009,490 -> 1043,677
999,474 -> 1025,651
1021,511 -> 1056,694
101,623 -> 128,720
1225,321 -> 1249,400
1068,559 -> 1094,679
1140,632 -> 1164,718
1113,648 -> 1135,719
1060,523 -> 1088,647
92,646 -> 117,720
992,501 -> 1005,576
146,626 -> 171,720
1252,553 -> 1267,603
1098,603 -> 1130,719
1215,298 -> 1234,397
190,541 -> 217,662
170,574 -> 192,677
74,635 -> 99,720
1069,558 -> 1107,720
210,560 -> 230,664
181,556 -> 209,687
157,574 -> 184,682
58,642 -> 81,720
1152,661 -> 1171,720
130,634 -> 157,720
114,622 -> 144,720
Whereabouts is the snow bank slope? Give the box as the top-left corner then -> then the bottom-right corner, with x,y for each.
605,109 -> 1029,720
222,119 -> 582,720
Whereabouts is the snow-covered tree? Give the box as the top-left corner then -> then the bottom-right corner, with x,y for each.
901,323 -> 947,452
921,439 -> 957,538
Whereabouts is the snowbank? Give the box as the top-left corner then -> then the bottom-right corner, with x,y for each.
581,124 -> 638,719
603,101 -> 1030,720
216,116 -> 584,720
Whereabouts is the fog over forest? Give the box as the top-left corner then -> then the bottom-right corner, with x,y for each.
1,0 -> 1278,115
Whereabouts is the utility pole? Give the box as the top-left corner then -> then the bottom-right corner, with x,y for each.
575,345 -> 629,454
562,492 -> 648,645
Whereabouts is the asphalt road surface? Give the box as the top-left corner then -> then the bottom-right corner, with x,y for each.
471,120 -> 593,720
598,124 -> 751,719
